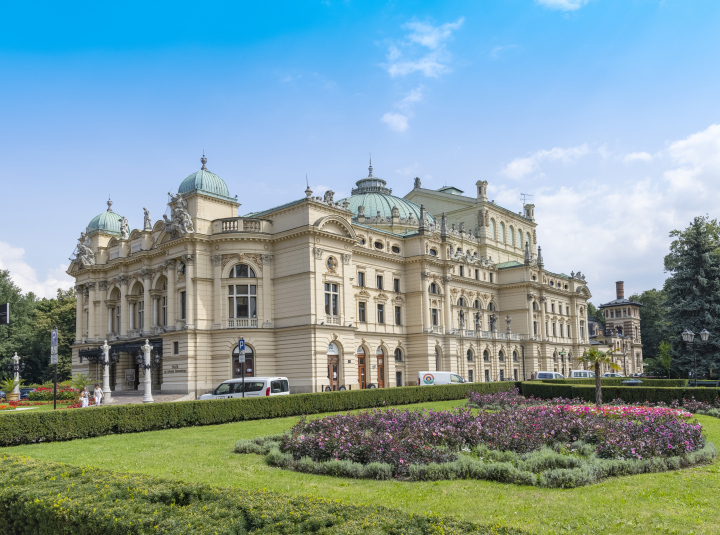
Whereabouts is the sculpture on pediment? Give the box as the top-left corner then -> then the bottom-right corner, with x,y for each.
323,190 -> 335,204
164,192 -> 195,239
70,231 -> 96,268
357,205 -> 365,218
414,176 -> 421,189
143,207 -> 152,231
120,217 -> 130,240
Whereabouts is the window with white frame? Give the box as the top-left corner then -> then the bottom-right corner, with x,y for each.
324,283 -> 339,317
229,284 -> 257,319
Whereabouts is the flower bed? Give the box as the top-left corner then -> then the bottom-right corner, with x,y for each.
27,386 -> 77,401
240,403 -> 716,487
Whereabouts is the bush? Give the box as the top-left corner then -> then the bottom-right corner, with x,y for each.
0,381 -> 517,447
0,453 -> 525,535
520,382 -> 720,405
540,378 -> 689,387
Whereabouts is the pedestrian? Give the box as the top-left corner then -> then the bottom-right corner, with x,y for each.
81,386 -> 89,408
93,384 -> 103,406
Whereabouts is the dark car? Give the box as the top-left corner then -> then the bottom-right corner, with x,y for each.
0,391 -> 5,401
19,387 -> 35,400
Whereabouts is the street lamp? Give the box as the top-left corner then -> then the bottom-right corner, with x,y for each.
682,328 -> 710,386
5,353 -> 26,401
134,339 -> 162,404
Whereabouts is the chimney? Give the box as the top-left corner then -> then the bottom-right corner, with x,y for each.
616,281 -> 624,300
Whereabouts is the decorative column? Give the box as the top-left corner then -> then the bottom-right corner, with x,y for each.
182,254 -> 195,328
153,296 -> 159,328
86,282 -> 96,340
75,285 -> 84,342
119,276 -> 129,336
102,340 -> 112,403
98,281 -> 107,338
142,269 -> 152,335
262,254 -> 275,327
443,275 -> 453,331
421,271 -> 430,330
142,339 -> 154,403
212,255 -> 223,328
165,260 -> 176,330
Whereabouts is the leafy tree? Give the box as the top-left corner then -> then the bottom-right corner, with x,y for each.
579,347 -> 620,405
587,301 -> 605,327
0,270 -> 36,376
664,216 -> 720,379
628,288 -> 668,361
643,340 -> 673,377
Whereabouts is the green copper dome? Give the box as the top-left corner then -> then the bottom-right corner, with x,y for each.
178,155 -> 235,201
87,199 -> 125,236
340,164 -> 435,223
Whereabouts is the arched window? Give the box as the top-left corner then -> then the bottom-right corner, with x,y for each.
513,351 -> 518,362
229,264 -> 256,278
483,350 -> 489,362
429,283 -> 439,294
526,233 -> 531,247
473,300 -> 480,309
490,219 -> 496,240
467,349 -> 474,362
488,302 -> 495,311
499,350 -> 505,362
532,301 -> 538,311
509,226 -> 515,246
499,222 -> 505,243
457,297 -> 466,307
232,344 -> 255,377
518,229 -> 523,247
394,348 -> 403,362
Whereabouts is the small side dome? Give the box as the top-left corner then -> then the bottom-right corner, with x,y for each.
87,198 -> 125,236
178,155 -> 235,201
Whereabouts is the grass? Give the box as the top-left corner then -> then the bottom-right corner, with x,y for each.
3,399 -> 720,535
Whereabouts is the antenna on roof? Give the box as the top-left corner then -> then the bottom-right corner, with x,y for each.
520,193 -> 533,206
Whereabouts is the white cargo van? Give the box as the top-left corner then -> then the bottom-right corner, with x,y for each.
199,377 -> 290,400
569,370 -> 596,379
418,371 -> 466,386
535,371 -> 565,380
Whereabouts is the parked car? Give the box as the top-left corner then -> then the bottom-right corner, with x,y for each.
601,373 -> 624,378
0,391 -> 5,401
535,371 -> 565,380
417,371 -> 466,386
569,370 -> 596,379
199,377 -> 290,400
19,387 -> 35,400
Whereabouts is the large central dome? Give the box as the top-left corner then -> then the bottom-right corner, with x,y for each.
340,163 -> 434,223
178,155 -> 235,201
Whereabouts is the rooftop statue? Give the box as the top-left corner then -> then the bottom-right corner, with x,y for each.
143,207 -> 152,231
120,217 -> 129,240
164,192 -> 195,239
70,232 -> 95,268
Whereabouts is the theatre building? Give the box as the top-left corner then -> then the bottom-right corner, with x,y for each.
69,157 -> 596,396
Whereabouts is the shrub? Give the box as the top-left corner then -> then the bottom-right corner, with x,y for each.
0,453 -> 525,535
0,381 -> 517,447
540,378 -> 689,387
520,383 -> 720,405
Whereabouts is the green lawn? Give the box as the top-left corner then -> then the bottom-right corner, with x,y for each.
4,399 -> 720,535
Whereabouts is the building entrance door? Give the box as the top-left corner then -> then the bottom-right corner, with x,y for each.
376,347 -> 385,389
357,346 -> 366,389
328,356 -> 339,390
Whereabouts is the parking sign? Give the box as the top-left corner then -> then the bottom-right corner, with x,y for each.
238,338 -> 246,361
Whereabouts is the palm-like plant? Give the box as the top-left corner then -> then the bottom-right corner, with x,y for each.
70,373 -> 91,391
0,376 -> 23,399
579,347 -> 621,405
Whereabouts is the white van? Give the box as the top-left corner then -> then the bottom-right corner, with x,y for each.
535,371 -> 565,380
569,370 -> 596,379
199,377 -> 290,400
418,371 -> 467,386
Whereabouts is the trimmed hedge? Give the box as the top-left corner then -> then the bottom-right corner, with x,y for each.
0,454 -> 525,535
520,382 -> 720,405
0,382 -> 517,447
540,378 -> 689,387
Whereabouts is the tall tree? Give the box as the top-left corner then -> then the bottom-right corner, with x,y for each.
628,288 -> 668,361
587,301 -> 605,327
0,270 -> 36,377
664,216 -> 720,379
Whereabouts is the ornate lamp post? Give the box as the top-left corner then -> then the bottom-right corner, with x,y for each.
682,328 -> 710,386
6,353 -> 26,401
135,339 -> 161,403
100,341 -> 119,403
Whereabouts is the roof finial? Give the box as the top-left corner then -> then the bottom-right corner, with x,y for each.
201,152 -> 207,171
107,196 -> 113,212
304,174 -> 313,198
368,153 -> 373,178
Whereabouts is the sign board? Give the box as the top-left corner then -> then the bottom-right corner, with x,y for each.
125,369 -> 136,383
0,303 -> 8,325
50,328 -> 58,364
50,353 -> 58,365
237,338 -> 246,362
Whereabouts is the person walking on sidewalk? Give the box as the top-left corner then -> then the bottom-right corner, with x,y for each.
93,384 -> 103,406
81,387 -> 90,408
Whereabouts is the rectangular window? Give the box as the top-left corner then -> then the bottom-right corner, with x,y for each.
551,303 -> 555,313
229,284 -> 257,318
560,324 -> 564,337
545,321 -> 549,335
468,370 -> 474,382
395,306 -> 402,326
484,369 -> 490,382
580,325 -> 585,339
180,291 -> 186,320
475,269 -> 479,280
162,296 -> 167,326
568,325 -> 571,338
358,272 -> 365,287
358,302 -> 366,322
393,278 -> 400,292
376,275 -> 383,290
377,304 -> 385,324
396,371 -> 403,387
552,323 -> 556,337
431,308 -> 438,326
489,273 -> 494,283
173,341 -> 179,355
459,266 -> 464,277
533,321 -> 538,335
566,306 -> 570,315
324,283 -> 339,316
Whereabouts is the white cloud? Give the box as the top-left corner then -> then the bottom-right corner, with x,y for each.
403,18 -> 465,50
664,123 -> 720,194
502,143 -> 591,179
490,44 -> 517,60
381,112 -> 409,132
624,151 -> 653,163
0,242 -> 73,299
395,163 -> 421,176
536,0 -> 590,11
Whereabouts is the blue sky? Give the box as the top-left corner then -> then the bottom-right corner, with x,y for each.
1,0 -> 719,304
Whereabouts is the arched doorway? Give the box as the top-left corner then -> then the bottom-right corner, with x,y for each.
375,347 -> 385,389
357,346 -> 366,389
327,342 -> 340,391
232,345 -> 255,378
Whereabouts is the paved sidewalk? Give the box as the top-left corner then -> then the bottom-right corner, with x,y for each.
99,392 -> 191,405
